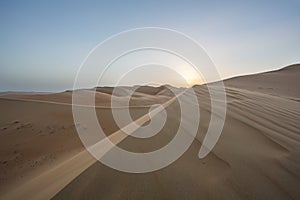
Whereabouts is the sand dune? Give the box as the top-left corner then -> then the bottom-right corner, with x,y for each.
225,63 -> 300,99
0,64 -> 299,199
1,86 -> 172,107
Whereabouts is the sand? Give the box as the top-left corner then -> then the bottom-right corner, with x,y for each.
225,64 -> 300,99
0,64 -> 299,199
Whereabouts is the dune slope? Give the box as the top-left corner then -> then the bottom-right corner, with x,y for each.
225,64 -> 300,99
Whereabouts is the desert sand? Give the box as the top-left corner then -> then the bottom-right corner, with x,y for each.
0,64 -> 299,200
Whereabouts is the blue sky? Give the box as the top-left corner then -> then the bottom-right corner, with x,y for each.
0,0 -> 299,91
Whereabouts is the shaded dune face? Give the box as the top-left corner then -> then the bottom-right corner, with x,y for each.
0,64 -> 299,200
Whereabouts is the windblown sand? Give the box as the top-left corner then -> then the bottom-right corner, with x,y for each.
0,64 -> 299,200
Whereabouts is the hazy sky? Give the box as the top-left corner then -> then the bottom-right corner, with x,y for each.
0,0 -> 299,91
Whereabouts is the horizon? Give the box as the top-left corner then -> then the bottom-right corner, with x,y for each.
0,63 -> 298,93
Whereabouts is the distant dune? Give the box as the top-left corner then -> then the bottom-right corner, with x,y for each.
0,64 -> 299,200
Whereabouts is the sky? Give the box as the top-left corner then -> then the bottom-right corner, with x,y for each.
0,0 -> 299,91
